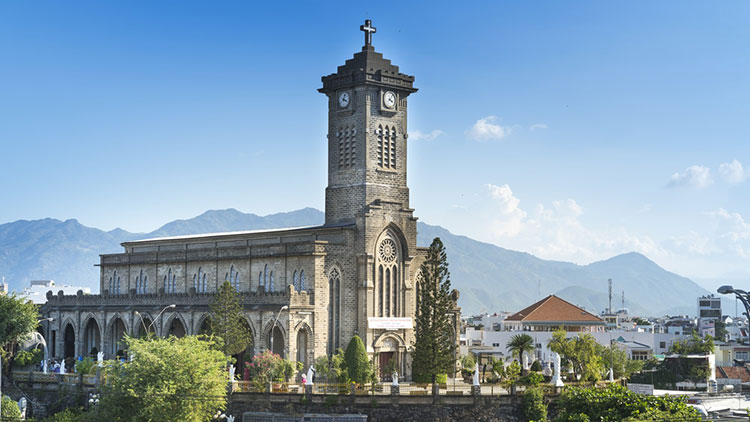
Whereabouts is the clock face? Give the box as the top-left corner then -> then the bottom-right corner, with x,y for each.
383,91 -> 396,109
338,92 -> 350,108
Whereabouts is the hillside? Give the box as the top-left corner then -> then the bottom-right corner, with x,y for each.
0,208 -> 709,316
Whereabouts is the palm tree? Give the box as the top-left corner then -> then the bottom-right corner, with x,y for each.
506,334 -> 535,370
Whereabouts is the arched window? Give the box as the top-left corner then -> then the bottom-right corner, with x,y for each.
269,271 -> 275,292
109,270 -> 121,295
193,267 -> 207,293
299,270 -> 306,291
376,125 -> 397,169
375,231 -> 401,317
225,265 -> 240,292
163,268 -> 176,294
293,271 -> 299,292
328,268 -> 341,354
135,269 -> 148,295
414,270 -> 424,314
337,126 -> 357,169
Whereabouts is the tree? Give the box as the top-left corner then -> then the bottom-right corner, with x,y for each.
313,348 -> 348,383
669,332 -> 714,355
507,334 -> 535,364
96,335 -> 227,422
521,387 -> 547,422
714,320 -> 728,342
344,335 -> 373,384
547,330 -> 604,381
208,281 -> 252,358
2,394 -> 22,420
411,238 -> 456,384
598,344 -> 643,379
0,293 -> 39,373
554,384 -> 701,422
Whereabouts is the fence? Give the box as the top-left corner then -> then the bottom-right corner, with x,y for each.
232,381 -> 515,396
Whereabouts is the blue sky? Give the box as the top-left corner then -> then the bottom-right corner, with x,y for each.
1,1 -> 749,283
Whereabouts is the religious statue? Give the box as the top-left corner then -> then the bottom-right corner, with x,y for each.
42,358 -> 48,374
522,353 -> 529,371
306,366 -> 315,386
18,397 -> 27,418
472,361 -> 480,386
391,371 -> 399,387
551,352 -> 564,387
60,360 -> 66,375
228,364 -> 236,383
226,416 -> 235,422
97,351 -> 104,367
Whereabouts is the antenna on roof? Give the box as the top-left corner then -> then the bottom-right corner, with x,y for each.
621,290 -> 625,311
608,278 -> 613,314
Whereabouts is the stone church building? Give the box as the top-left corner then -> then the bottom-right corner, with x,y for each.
40,21 -> 461,380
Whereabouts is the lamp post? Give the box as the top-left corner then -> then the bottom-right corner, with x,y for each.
270,305 -> 288,356
38,318 -> 53,372
718,285 -> 750,344
135,304 -> 176,337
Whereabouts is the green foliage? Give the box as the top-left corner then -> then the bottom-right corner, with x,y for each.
13,348 -> 42,367
412,238 -> 456,384
344,335 -> 372,384
598,345 -> 643,379
714,320 -> 728,341
554,384 -> 701,422
547,330 -> 605,381
460,354 -> 475,371
522,387 -> 548,422
519,371 -> 545,386
208,281 -> 252,357
47,408 -> 86,422
669,332 -> 714,355
507,333 -> 535,362
313,348 -> 348,383
0,293 -> 40,369
1,395 -> 22,419
97,335 -> 227,422
491,357 -> 504,377
75,356 -> 96,375
436,373 -> 447,384
530,359 -> 543,372
504,360 -> 521,387
632,317 -> 650,326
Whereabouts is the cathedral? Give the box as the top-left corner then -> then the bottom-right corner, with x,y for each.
40,21 -> 461,381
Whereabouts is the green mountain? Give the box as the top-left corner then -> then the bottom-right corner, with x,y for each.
0,208 -> 709,317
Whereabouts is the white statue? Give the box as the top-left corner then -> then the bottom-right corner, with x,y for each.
522,353 -> 529,371
129,352 -> 135,362
472,361 -> 480,386
551,352 -> 564,387
608,367 -> 614,382
42,359 -> 48,374
228,364 -> 236,383
18,397 -> 27,418
306,366 -> 315,386
392,371 -> 399,387
97,351 -> 104,367
226,416 -> 235,422
60,360 -> 66,375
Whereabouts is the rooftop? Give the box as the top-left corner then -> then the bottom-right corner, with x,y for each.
505,295 -> 605,325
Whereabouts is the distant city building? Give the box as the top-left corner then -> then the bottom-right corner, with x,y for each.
614,338 -> 652,361
21,280 -> 90,304
698,294 -> 722,337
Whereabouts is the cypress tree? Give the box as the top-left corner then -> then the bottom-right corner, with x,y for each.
344,335 -> 372,384
209,281 -> 252,358
411,237 -> 455,384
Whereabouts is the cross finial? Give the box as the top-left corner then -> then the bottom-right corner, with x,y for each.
360,19 -> 376,47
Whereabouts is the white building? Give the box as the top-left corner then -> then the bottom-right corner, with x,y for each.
21,280 -> 90,304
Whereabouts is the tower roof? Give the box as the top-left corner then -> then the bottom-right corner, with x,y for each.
320,21 -> 416,94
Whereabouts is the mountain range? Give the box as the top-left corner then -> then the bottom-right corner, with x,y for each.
0,208 -> 712,316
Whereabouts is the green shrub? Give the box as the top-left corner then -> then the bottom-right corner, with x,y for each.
76,357 -> 97,375
1,395 -> 22,419
530,359 -> 543,372
521,387 -> 547,421
13,348 -> 43,367
436,373 -> 447,384
519,371 -> 545,386
344,335 -> 372,384
49,408 -> 86,422
460,354 -> 476,370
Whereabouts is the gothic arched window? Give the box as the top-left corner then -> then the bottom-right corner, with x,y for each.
225,265 -> 240,292
269,271 -> 275,292
375,231 -> 401,317
135,269 -> 148,295
109,270 -> 121,295
328,267 -> 341,354
193,267 -> 207,293
299,270 -> 306,291
293,270 -> 299,292
163,268 -> 176,294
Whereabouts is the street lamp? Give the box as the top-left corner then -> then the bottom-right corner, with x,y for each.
270,305 -> 289,356
717,285 -> 750,344
135,304 -> 176,337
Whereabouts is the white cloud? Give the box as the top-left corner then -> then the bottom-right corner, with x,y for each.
466,116 -> 510,140
719,160 -> 748,184
476,184 -> 664,264
485,184 -> 526,237
410,129 -> 444,141
529,123 -> 548,131
668,165 -> 713,188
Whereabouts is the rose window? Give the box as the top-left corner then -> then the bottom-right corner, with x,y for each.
379,238 -> 398,263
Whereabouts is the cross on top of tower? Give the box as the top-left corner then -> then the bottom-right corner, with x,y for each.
360,20 -> 376,47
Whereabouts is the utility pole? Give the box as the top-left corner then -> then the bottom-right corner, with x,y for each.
608,278 -> 613,314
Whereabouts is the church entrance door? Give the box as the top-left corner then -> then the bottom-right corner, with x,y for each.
379,352 -> 395,382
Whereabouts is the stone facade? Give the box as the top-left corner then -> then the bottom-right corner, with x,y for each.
40,21 -> 461,380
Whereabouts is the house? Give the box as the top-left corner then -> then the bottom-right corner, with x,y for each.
503,295 -> 606,332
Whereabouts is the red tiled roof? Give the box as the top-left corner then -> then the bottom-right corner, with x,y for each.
505,295 -> 604,324
716,366 -> 750,382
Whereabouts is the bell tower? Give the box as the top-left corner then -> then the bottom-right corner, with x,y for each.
319,20 -> 418,225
